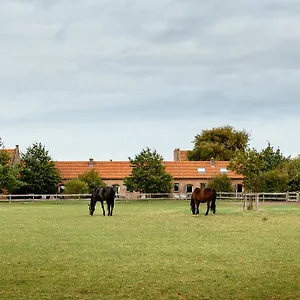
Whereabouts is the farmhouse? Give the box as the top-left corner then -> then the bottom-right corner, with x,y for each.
3,146 -> 244,194
55,148 -> 244,194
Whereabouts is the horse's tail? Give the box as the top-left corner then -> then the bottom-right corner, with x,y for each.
190,194 -> 194,208
211,189 -> 217,212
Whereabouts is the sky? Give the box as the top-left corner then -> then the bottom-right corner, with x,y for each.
1,0 -> 300,161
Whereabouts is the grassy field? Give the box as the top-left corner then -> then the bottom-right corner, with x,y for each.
0,200 -> 300,300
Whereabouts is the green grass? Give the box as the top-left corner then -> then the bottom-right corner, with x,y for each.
0,200 -> 300,300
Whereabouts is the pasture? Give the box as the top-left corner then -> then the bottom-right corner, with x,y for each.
1,200 -> 300,300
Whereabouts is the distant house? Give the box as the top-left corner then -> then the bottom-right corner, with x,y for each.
55,149 -> 244,194
1,145 -> 21,166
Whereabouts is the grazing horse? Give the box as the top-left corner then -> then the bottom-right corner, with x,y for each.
89,186 -> 115,216
190,187 -> 216,215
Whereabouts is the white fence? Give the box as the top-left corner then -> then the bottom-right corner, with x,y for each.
1,192 -> 299,203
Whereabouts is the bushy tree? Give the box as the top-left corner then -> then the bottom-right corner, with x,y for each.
281,157 -> 300,191
124,148 -> 173,193
0,150 -> 23,193
228,143 -> 288,191
255,170 -> 289,193
207,174 -> 234,192
187,125 -> 249,161
65,179 -> 89,194
19,142 -> 61,194
78,169 -> 105,193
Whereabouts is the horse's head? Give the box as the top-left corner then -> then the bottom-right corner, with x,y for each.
88,203 -> 95,216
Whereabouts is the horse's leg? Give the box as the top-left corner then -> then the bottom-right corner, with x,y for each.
110,201 -> 114,216
190,198 -> 196,215
100,200 -> 105,216
205,201 -> 210,215
196,201 -> 200,215
107,201 -> 112,216
107,202 -> 111,216
88,203 -> 95,216
211,198 -> 216,215
211,201 -> 216,215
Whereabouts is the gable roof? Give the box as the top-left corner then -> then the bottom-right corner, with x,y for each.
55,160 -> 243,180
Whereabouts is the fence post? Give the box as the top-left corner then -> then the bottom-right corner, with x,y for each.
297,192 -> 300,202
243,193 -> 247,211
286,192 -> 289,202
255,194 -> 259,211
9,194 -> 11,203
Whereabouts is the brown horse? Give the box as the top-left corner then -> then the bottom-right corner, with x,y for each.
190,187 -> 216,215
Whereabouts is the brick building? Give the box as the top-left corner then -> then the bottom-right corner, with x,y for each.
2,146 -> 244,194
55,149 -> 244,194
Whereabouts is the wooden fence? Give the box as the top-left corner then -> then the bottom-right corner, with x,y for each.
1,192 -> 299,204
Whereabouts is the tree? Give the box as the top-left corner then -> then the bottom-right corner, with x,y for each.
255,170 -> 289,193
124,148 -> 173,193
207,174 -> 234,192
0,150 -> 23,193
228,143 -> 288,192
19,142 -> 61,194
187,125 -> 250,161
78,169 -> 105,193
65,179 -> 89,194
281,157 -> 300,191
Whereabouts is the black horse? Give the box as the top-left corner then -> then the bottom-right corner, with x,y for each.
190,187 -> 216,215
89,186 -> 116,216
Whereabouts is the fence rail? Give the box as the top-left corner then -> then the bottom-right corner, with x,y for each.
0,192 -> 299,203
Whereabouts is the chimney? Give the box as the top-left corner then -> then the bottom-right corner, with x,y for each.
89,158 -> 94,167
210,157 -> 215,167
174,148 -> 180,161
13,145 -> 21,166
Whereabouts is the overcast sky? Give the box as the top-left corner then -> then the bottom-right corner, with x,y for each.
1,0 -> 300,161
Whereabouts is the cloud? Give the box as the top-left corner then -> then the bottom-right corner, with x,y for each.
1,0 -> 300,160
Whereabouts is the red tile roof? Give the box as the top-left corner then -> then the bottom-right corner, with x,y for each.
0,149 -> 14,157
164,161 -> 243,179
55,161 -> 132,180
55,160 -> 243,180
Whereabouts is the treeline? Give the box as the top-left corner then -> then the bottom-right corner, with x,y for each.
1,126 -> 300,194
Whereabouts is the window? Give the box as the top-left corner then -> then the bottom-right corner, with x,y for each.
197,167 -> 206,173
174,183 -> 179,192
220,168 -> 228,174
236,184 -> 243,193
200,182 -> 206,188
186,184 -> 193,193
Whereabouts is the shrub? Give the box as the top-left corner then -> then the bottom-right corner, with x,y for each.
65,179 -> 89,194
207,174 -> 234,192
